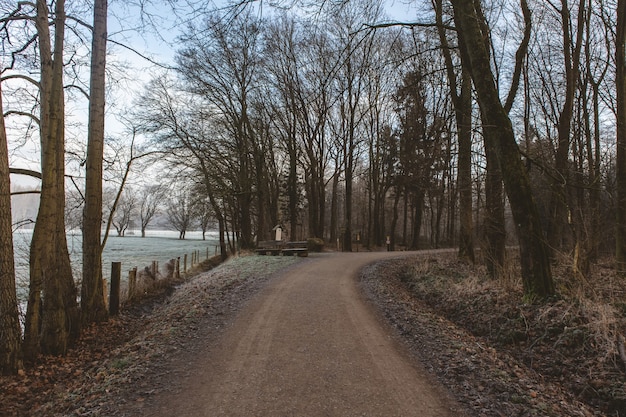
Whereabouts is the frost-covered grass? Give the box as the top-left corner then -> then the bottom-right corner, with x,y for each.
220,254 -> 300,279
12,229 -> 219,303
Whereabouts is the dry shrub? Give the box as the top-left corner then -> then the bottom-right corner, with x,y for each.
399,252 -> 626,413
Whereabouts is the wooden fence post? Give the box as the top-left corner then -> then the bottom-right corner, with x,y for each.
110,262 -> 121,315
176,257 -> 180,279
102,278 -> 108,309
128,267 -> 137,300
151,261 -> 157,278
184,254 -> 188,274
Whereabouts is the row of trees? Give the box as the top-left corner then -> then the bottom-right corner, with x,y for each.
103,185 -> 214,241
1,0 -> 626,377
138,0 -> 623,300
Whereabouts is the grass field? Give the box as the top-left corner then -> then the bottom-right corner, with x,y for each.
13,229 -> 220,301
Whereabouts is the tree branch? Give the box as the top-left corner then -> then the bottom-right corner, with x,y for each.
359,20 -> 456,33
1,73 -> 40,88
9,167 -> 41,179
65,83 -> 89,100
3,110 -> 40,125
11,190 -> 40,196
108,39 -> 175,70
504,0 -> 532,114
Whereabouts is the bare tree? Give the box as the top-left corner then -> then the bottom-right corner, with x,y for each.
167,190 -> 195,240
111,188 -> 136,237
135,75 -> 230,259
139,184 -> 166,237
434,0 -> 474,263
176,10 -> 264,249
450,0 -> 554,299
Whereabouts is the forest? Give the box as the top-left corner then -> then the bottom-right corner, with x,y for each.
0,0 -> 625,381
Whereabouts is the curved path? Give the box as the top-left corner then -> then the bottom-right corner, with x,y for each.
148,252 -> 460,416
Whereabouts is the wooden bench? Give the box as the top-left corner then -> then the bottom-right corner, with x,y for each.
255,240 -> 282,256
255,240 -> 309,257
280,241 -> 309,257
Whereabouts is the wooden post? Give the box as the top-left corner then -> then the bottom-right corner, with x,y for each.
184,254 -> 188,273
176,257 -> 180,279
206,247 -> 209,260
102,278 -> 108,309
128,267 -> 137,300
110,262 -> 121,315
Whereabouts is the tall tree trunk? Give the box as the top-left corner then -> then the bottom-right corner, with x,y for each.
617,0 -> 626,269
26,0 -> 79,358
483,130 -> 506,278
0,82 -> 22,374
343,144 -> 353,252
457,71 -> 475,262
434,0 -> 474,261
451,0 -> 554,299
329,171 -> 339,244
402,185 -> 408,246
410,190 -> 425,250
288,135 -> 298,241
390,186 -> 401,250
82,0 -> 108,326
547,0 -> 586,254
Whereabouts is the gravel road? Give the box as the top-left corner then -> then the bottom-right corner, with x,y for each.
144,252 -> 462,417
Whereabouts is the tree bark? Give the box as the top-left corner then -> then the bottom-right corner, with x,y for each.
82,0 -> 109,326
0,82 -> 22,374
451,0 -> 554,298
617,0 -> 626,269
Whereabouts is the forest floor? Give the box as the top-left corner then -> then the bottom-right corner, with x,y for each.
1,249 -> 625,416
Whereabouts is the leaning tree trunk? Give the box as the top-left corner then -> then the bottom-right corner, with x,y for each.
0,82 -> 22,374
82,0 -> 108,326
451,0 -> 554,299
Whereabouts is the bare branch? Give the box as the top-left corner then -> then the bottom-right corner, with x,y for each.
1,73 -> 40,88
358,20 -> 455,33
64,83 -> 89,100
3,110 -> 40,125
10,190 -> 40,196
108,38 -> 175,70
504,0 -> 532,114
9,167 -> 42,179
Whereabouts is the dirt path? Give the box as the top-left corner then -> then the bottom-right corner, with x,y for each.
143,252 -> 462,416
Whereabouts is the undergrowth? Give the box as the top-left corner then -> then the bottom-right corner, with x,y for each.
399,254 -> 626,415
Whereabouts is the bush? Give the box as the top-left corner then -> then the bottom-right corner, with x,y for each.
307,237 -> 324,252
